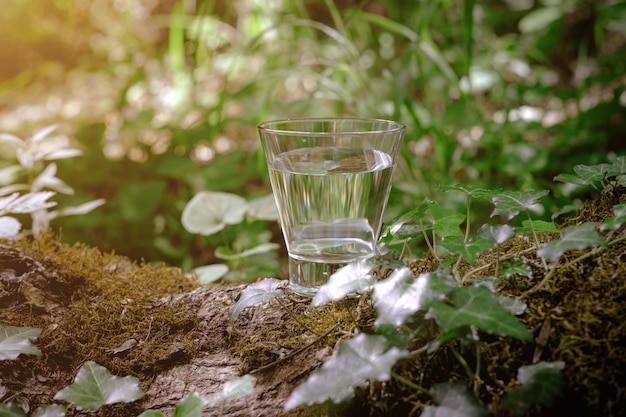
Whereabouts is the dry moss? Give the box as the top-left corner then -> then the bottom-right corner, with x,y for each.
0,233 -> 199,411
232,187 -> 626,417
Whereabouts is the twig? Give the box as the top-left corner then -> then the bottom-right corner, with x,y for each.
250,323 -> 340,374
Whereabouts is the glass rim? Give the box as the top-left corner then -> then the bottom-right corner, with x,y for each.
257,117 -> 405,136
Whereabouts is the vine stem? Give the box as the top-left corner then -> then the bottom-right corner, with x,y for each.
461,246 -> 536,283
274,296 -> 321,336
249,323 -> 339,374
525,233 -> 626,295
391,372 -> 430,396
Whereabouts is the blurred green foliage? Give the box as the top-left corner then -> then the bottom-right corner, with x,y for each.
0,0 -> 624,280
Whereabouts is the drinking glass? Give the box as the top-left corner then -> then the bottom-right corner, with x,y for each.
258,118 -> 405,296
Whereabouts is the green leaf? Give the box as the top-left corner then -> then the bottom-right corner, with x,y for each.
502,259 -> 533,279
386,201 -> 464,239
174,393 -> 206,417
537,222 -> 607,262
555,161 -> 623,189
439,236 -> 494,263
373,268 -> 426,327
181,191 -> 247,236
0,403 -> 27,417
0,323 -> 42,360
491,190 -> 549,220
283,334 -> 409,411
229,278 -> 283,322
517,219 -> 559,233
53,361 -> 144,410
32,405 -> 67,417
422,381 -> 490,417
205,374 -> 256,407
193,264 -> 230,285
429,205 -> 466,238
428,286 -> 533,341
311,260 -> 375,307
505,361 -> 565,416
441,185 -> 500,201
601,202 -> 626,231
478,224 -> 515,244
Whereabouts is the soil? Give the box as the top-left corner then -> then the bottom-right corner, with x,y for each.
1,186 -> 625,417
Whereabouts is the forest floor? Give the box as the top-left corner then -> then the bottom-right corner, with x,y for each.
0,186 -> 625,417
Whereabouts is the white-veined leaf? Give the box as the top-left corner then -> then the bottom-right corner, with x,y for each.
205,374 -> 256,407
537,222 -> 607,262
229,278 -> 284,322
284,334 -> 409,411
491,190 -> 549,220
0,323 -> 42,360
423,381 -> 490,417
181,191 -> 247,236
373,268 -> 425,328
53,361 -> 144,410
311,259 -> 375,307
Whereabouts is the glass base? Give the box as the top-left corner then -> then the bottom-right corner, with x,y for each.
288,257 -> 344,297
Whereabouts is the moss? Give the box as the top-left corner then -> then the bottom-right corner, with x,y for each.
0,233 -> 199,411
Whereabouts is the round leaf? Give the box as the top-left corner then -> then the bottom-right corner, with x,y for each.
182,191 -> 247,236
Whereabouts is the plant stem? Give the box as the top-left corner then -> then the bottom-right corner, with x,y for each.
249,323 -> 339,374
275,296 -> 321,336
450,345 -> 474,381
392,372 -> 430,396
525,233 -> 626,294
526,211 -> 549,272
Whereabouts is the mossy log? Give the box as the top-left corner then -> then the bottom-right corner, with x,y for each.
1,186 -> 626,416
0,236 -> 334,416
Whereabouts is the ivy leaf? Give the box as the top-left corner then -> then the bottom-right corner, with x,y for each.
181,191 -> 247,236
284,334 -> 409,411
428,205 -> 466,238
373,268 -> 426,328
193,264 -> 229,285
502,259 -> 533,279
229,278 -> 283,322
505,361 -> 565,416
601,202 -> 626,231
53,361 -> 144,410
0,324 -> 42,360
311,260 -> 375,307
537,222 -> 607,262
439,236 -> 495,263
491,190 -> 549,220
428,286 -> 533,341
372,270 -> 458,328
0,403 -> 27,417
517,219 -> 559,233
385,201 -> 465,239
205,374 -> 256,407
478,224 -> 515,244
441,185 -> 501,200
174,392 -> 207,417
422,381 -> 490,417
32,405 -> 67,417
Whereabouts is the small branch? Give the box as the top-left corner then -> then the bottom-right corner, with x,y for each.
392,372 -> 430,396
250,323 -> 339,374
